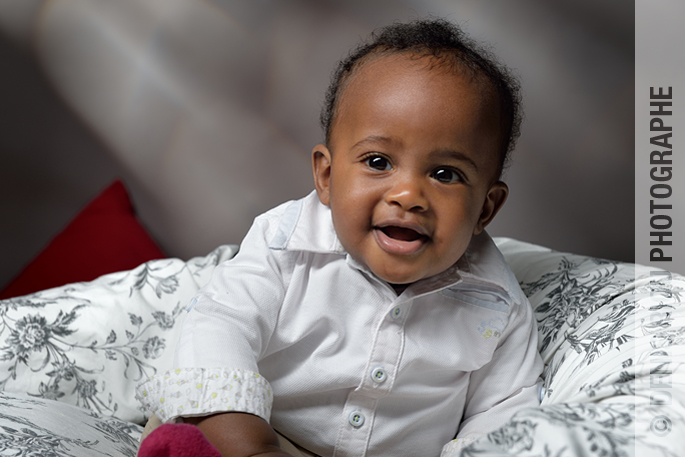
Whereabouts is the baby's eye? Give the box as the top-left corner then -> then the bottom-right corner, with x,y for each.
365,155 -> 392,171
430,167 -> 462,183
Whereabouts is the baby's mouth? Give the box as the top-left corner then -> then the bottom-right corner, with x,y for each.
380,226 -> 425,242
374,225 -> 428,255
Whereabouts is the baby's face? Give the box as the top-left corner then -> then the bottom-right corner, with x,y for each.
313,54 -> 508,286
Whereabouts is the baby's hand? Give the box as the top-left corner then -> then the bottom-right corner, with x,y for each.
183,412 -> 295,457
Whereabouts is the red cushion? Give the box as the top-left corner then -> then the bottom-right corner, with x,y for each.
0,180 -> 166,299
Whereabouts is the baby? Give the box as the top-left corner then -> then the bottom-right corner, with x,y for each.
137,18 -> 543,457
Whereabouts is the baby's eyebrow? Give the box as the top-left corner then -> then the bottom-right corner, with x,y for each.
429,149 -> 478,171
352,135 -> 393,149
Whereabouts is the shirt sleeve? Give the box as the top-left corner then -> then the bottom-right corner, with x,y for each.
441,293 -> 544,455
136,209 -> 292,423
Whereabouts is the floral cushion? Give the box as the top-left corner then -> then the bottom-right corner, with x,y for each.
0,245 -> 238,425
0,390 -> 142,457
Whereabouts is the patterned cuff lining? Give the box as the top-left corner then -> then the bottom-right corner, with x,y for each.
135,367 -> 273,423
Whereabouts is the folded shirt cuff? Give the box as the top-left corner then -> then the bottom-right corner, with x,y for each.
135,367 -> 273,423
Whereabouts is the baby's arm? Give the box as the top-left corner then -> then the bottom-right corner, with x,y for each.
137,208 -> 296,456
184,412 -> 293,457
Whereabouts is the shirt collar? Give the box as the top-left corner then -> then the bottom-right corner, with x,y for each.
455,231 -> 517,297
268,190 -> 345,254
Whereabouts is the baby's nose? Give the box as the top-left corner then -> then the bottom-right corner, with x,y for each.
385,179 -> 428,211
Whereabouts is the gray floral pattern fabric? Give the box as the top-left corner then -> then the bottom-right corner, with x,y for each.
0,390 -> 142,457
0,244 -> 238,425
1,239 -> 684,456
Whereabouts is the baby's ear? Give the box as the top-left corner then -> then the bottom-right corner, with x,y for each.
473,181 -> 508,235
312,144 -> 333,206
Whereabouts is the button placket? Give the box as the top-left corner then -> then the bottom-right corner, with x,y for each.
363,298 -> 410,393
334,296 -> 411,457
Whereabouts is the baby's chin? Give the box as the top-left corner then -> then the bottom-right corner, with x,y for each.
369,264 -> 432,287
365,253 -> 465,287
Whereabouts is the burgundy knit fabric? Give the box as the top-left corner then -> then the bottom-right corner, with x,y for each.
138,423 -> 221,457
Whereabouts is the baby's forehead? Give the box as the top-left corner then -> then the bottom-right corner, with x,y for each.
341,55 -> 501,126
342,53 -> 498,113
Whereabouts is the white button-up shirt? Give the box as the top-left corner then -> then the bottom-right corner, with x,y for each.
137,191 -> 543,457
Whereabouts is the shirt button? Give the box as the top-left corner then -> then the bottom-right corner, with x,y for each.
348,410 -> 365,428
390,306 -> 402,319
371,367 -> 387,383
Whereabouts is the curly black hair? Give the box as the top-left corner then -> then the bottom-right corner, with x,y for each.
320,19 -> 523,177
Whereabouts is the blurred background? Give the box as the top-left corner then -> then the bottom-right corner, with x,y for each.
0,0 -> 634,289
